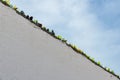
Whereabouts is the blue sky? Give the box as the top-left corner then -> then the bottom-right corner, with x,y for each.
10,0 -> 120,75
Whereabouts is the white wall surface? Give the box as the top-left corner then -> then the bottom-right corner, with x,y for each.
0,2 -> 119,80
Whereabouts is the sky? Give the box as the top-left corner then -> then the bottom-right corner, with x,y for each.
10,0 -> 120,75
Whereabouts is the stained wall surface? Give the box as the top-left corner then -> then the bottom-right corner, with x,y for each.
0,2 -> 119,80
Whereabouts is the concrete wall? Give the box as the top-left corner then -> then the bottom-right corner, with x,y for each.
0,2 -> 119,80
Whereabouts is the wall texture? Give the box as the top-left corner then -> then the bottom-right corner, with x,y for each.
0,2 -> 119,80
